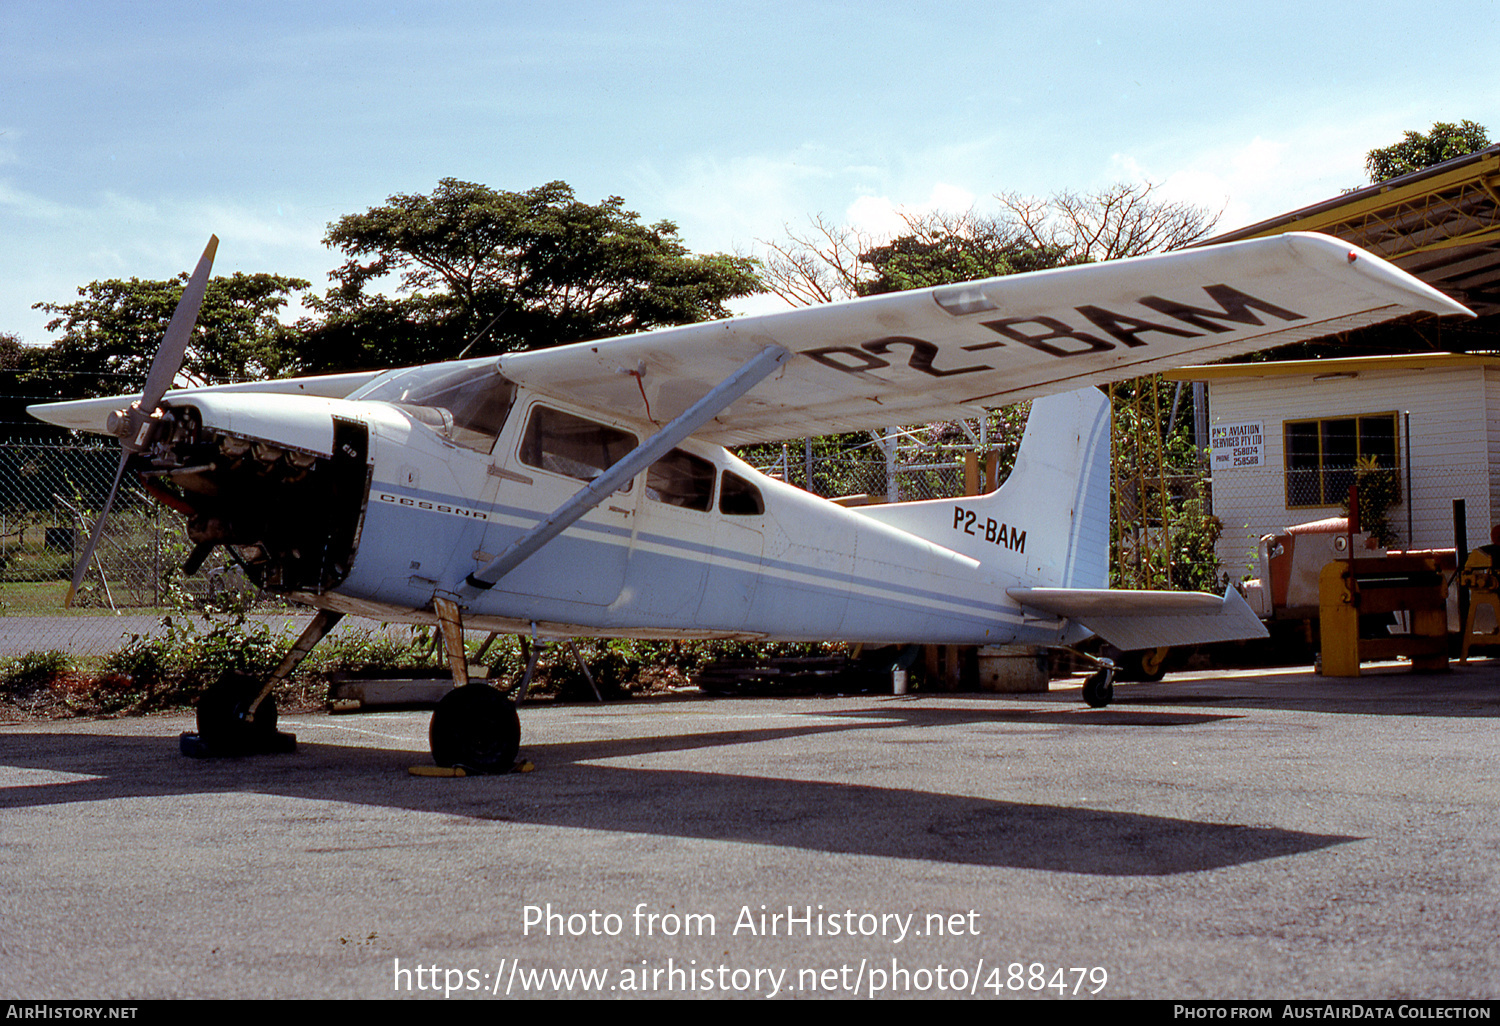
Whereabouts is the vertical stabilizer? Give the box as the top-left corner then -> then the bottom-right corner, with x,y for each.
851,386 -> 1112,588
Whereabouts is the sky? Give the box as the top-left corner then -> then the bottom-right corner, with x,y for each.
3,0 -> 1498,346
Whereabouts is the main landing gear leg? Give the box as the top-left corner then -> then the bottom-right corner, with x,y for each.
426,597 -> 521,774
182,609 -> 345,758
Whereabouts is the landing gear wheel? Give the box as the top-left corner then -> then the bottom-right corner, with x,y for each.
1082,668 -> 1115,708
430,683 -> 521,774
1119,646 -> 1170,683
190,671 -> 292,756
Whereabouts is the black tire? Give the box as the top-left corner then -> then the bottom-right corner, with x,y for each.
430,683 -> 521,774
1082,669 -> 1114,708
196,671 -> 279,754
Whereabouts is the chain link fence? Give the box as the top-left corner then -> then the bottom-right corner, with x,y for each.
1209,457 -> 1493,583
0,439 -> 278,655
752,449 -> 974,503
746,424 -> 1024,504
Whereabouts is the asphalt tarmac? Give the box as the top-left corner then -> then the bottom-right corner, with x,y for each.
2,663 -> 1496,1001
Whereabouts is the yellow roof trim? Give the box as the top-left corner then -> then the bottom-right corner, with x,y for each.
1162,351 -> 1500,381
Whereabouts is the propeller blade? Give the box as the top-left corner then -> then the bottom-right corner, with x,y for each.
66,235 -> 217,608
65,450 -> 131,608
140,234 -> 219,413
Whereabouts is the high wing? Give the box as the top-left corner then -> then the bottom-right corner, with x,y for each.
498,232 -> 1471,445
28,370 -> 382,435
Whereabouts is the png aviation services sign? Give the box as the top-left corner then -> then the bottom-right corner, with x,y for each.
1210,421 -> 1265,470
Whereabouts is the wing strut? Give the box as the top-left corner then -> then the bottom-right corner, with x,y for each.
455,344 -> 791,601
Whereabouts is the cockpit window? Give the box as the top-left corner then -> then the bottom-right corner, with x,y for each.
520,406 -> 638,489
348,359 -> 515,453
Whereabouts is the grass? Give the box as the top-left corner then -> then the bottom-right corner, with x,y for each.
0,579 -> 182,617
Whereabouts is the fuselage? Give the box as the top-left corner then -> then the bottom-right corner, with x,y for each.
138,359 -> 1062,647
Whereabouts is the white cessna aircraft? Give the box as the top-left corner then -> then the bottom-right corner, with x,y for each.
31,233 -> 1471,771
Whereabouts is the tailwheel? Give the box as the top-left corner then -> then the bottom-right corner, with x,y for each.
1081,667 -> 1116,708
186,671 -> 295,757
429,683 -> 521,774
1119,646 -> 1170,682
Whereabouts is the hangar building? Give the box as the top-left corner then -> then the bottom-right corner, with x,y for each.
1170,144 -> 1500,580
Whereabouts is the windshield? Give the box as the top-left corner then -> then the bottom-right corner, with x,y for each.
349,358 -> 516,453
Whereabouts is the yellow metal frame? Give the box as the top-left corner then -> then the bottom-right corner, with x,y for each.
1219,149 -> 1500,259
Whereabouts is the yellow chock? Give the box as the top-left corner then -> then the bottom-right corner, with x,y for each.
408,765 -> 467,778
408,760 -> 534,776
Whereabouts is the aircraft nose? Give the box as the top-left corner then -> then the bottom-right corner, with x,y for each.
170,392 -> 341,459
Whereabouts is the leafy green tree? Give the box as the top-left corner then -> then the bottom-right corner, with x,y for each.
856,209 -> 1072,295
0,331 -> 65,440
301,179 -> 763,372
0,331 -> 23,370
1365,120 -> 1491,183
761,184 -> 1218,305
30,272 -> 311,399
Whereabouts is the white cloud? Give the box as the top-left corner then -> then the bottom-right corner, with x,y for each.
844,182 -> 980,238
628,149 -> 847,254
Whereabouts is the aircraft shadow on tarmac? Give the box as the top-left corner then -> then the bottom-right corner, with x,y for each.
1,713 -> 1355,877
1100,667 -> 1500,718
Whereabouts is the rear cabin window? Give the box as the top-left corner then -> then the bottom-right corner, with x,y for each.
719,471 -> 765,516
521,406 -> 638,489
646,449 -> 716,511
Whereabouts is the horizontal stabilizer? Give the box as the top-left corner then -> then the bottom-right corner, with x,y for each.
1006,585 -> 1267,651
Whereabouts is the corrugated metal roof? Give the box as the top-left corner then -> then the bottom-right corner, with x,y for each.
1200,144 -> 1500,318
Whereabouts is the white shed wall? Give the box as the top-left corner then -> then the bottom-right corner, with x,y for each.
1206,365 -> 1495,580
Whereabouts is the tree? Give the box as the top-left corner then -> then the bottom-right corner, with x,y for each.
857,209 -> 1073,295
760,183 -> 1220,306
30,272 -> 311,399
1365,120 -> 1491,183
758,214 -> 871,306
760,209 -> 1072,306
0,331 -> 61,440
996,181 -> 1221,262
0,331 -> 24,371
302,179 -> 763,372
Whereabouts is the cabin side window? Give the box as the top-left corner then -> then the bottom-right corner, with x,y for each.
520,406 -> 638,489
646,449 -> 716,511
719,471 -> 764,516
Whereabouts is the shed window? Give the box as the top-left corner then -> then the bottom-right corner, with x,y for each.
1284,413 -> 1399,508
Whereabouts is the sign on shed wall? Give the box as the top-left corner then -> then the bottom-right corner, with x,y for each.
1210,421 -> 1265,470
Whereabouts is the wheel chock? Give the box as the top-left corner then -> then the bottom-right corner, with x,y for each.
407,758 -> 534,777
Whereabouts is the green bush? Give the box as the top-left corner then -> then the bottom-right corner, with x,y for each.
303,627 -> 437,676
0,650 -> 73,697
97,614 -> 286,710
